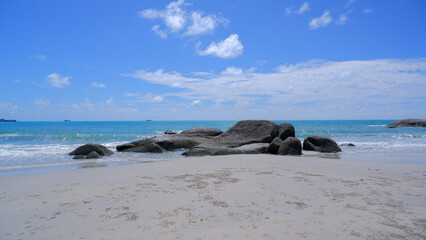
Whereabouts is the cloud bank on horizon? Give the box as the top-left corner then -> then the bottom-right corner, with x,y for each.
1,0 -> 425,120
124,58 -> 426,119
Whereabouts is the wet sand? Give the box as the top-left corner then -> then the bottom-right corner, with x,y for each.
0,154 -> 425,239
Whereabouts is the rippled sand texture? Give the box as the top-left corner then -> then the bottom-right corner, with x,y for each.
0,155 -> 425,239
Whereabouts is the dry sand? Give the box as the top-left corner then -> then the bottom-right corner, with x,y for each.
0,154 -> 425,239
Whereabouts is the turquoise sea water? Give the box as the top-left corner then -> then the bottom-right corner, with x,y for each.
1,120 -> 425,176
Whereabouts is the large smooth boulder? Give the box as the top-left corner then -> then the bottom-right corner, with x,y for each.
277,123 -> 295,141
387,119 -> 426,128
198,120 -> 278,149
182,143 -> 269,157
277,137 -> 302,155
122,142 -> 165,153
117,139 -> 165,153
69,143 -> 113,156
303,136 -> 341,153
180,127 -> 223,137
153,135 -> 212,150
116,139 -> 155,151
269,137 -> 283,154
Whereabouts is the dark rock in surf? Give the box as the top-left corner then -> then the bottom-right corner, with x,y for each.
122,142 -> 165,153
69,143 -> 113,156
116,139 -> 155,152
303,136 -> 341,153
340,143 -> 355,147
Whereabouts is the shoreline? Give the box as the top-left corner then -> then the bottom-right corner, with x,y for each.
1,151 -> 426,178
1,154 -> 425,239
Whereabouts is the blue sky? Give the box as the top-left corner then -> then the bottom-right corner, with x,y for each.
1,0 -> 425,120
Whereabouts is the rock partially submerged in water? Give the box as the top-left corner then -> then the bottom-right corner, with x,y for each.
69,143 -> 113,159
340,143 -> 355,147
303,136 -> 341,153
387,119 -> 426,128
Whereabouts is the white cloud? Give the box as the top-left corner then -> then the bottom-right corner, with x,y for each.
221,66 -> 243,75
106,97 -> 114,104
197,34 -> 243,59
46,73 -> 70,88
126,58 -> 426,118
139,0 -> 227,38
295,2 -> 310,14
91,81 -> 106,88
153,96 -> 164,102
139,8 -> 161,19
286,2 -> 309,15
309,10 -> 332,29
139,0 -> 187,32
185,11 -> 218,36
191,99 -> 201,106
124,69 -> 198,88
151,25 -> 168,38
31,54 -> 46,60
14,79 -> 21,83
363,8 -> 373,14
336,14 -> 348,25
163,0 -> 188,32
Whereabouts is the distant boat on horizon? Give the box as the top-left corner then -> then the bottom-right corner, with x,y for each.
0,119 -> 17,122
64,120 -> 71,122
146,120 -> 153,121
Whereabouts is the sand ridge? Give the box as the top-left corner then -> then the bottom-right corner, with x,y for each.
0,154 -> 425,239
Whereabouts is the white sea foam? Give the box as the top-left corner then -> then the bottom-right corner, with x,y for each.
392,134 -> 425,139
0,133 -> 19,137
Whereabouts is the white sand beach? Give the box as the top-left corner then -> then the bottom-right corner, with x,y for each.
1,154 -> 425,239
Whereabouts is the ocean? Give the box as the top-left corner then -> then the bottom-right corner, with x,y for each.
1,120 -> 425,176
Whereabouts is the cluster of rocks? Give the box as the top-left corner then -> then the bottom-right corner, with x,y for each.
68,118 -> 425,159
69,120 -> 343,159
